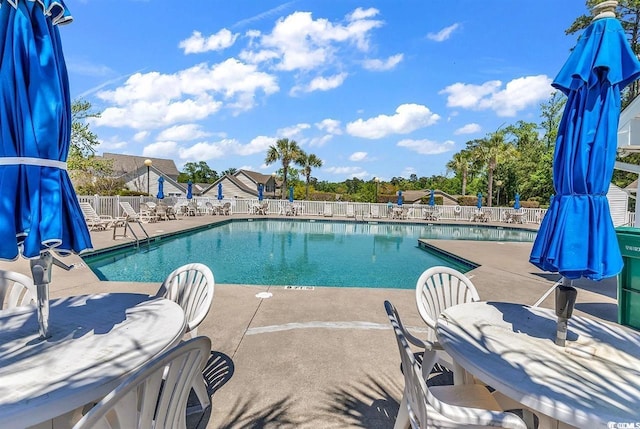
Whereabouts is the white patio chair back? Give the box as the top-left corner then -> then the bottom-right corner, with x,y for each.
72,336 -> 211,429
384,301 -> 527,429
0,270 -> 36,309
156,263 -> 214,337
416,266 -> 480,343
346,205 -> 355,218
323,204 -> 333,217
370,205 -> 380,218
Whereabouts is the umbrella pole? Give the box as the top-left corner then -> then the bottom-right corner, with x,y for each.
555,277 -> 578,346
30,252 -> 54,339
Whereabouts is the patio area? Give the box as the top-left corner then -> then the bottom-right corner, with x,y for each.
0,214 -> 618,428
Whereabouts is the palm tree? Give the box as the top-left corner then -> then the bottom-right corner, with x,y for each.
297,151 -> 323,199
265,138 -> 302,199
446,149 -> 472,196
468,129 -> 517,207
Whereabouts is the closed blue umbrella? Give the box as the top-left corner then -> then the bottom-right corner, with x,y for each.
288,186 -> 294,202
156,176 -> 165,199
429,190 -> 435,207
217,182 -> 223,200
530,12 -> 640,281
397,190 -> 403,206
0,1 -> 90,337
186,180 -> 193,199
258,184 -> 264,201
514,193 -> 521,210
476,193 -> 482,209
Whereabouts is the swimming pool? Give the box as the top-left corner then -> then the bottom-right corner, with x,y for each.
84,220 -> 537,290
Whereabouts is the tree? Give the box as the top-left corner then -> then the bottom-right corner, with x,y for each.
265,138 -> 302,199
222,168 -> 237,177
181,161 -> 218,183
446,149 -> 473,196
296,151 -> 323,199
67,100 -> 114,193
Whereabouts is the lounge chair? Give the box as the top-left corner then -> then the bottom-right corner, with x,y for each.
384,301 -> 528,429
71,337 -> 211,429
257,201 -> 269,215
221,202 -> 231,215
323,204 -> 333,217
0,270 -> 35,309
370,205 -> 380,218
346,204 -> 355,218
79,202 -> 119,231
120,201 -> 155,223
415,266 -> 480,385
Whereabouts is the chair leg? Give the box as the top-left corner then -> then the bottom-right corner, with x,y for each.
186,376 -> 210,415
393,395 -> 410,429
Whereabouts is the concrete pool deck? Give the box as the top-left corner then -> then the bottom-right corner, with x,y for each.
0,214 -> 618,428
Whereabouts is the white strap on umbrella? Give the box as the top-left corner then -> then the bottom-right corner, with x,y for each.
0,157 -> 67,169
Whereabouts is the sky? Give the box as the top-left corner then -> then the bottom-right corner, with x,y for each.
59,0 -> 590,182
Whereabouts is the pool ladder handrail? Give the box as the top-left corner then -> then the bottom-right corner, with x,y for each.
112,219 -> 151,248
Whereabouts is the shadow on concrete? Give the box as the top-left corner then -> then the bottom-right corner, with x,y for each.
575,302 -> 618,322
321,373 -> 400,428
216,396 -> 306,429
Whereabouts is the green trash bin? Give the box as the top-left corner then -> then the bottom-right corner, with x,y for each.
616,226 -> 640,330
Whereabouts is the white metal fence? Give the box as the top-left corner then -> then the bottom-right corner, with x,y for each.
78,195 -> 552,224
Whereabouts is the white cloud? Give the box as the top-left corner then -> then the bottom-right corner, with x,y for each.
142,141 -> 179,158
397,139 -> 455,155
179,29 -> 239,54
133,131 -> 149,142
402,167 -> 417,177
346,104 -> 440,139
277,123 -> 311,140
240,8 -> 383,72
96,136 -> 128,152
349,151 -> 368,161
236,135 -> 277,156
427,23 -> 460,42
362,54 -> 403,71
291,73 -> 348,95
316,118 -> 342,134
93,60 -> 279,129
178,141 -> 227,161
309,135 -> 333,147
325,166 -> 368,178
440,75 -> 552,117
454,123 -> 481,135
157,124 -> 211,141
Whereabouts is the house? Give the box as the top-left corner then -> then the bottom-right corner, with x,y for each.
100,153 -> 187,197
203,170 -> 278,200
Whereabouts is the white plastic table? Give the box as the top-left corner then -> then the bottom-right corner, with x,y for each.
437,301 -> 640,429
0,293 -> 186,429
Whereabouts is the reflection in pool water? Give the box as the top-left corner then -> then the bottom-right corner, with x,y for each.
84,220 -> 536,289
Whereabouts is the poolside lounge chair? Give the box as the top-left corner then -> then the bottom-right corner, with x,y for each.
0,270 -> 36,309
79,202 -> 118,231
384,301 -> 528,429
370,205 -> 380,218
72,336 -> 211,429
156,263 -> 215,413
323,204 -> 333,217
346,204 -> 355,218
120,201 -> 156,223
415,266 -> 480,386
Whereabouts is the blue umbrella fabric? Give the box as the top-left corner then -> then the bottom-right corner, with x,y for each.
258,184 -> 264,201
217,182 -> 223,200
476,193 -> 482,209
530,16 -> 640,281
514,193 -> 521,210
0,0 -> 91,260
429,190 -> 435,206
156,176 -> 165,199
397,190 -> 403,206
186,180 -> 193,199
288,186 -> 294,203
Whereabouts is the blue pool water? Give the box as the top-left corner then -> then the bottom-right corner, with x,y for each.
84,220 -> 536,289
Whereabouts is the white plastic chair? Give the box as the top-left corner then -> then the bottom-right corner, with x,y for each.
323,204 -> 333,217
384,301 -> 527,429
416,266 -> 480,385
72,336 -> 211,429
346,205 -> 355,218
156,263 -> 215,413
0,270 -> 36,309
